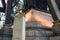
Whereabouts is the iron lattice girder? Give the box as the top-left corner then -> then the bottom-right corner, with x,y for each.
5,0 -> 21,24
47,0 -> 60,34
47,0 -> 60,21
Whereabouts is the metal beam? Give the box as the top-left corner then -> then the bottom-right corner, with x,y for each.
47,0 -> 60,34
5,0 -> 12,24
47,0 -> 60,21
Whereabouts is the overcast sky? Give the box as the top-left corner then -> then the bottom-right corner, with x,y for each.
0,0 -> 24,7
0,0 -> 7,7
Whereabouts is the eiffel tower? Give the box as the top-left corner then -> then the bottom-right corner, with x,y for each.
0,0 -> 60,40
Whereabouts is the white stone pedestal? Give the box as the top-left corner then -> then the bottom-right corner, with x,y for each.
12,16 -> 25,40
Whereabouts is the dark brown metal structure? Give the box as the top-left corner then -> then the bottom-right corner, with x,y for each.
5,0 -> 13,24
47,0 -> 60,21
47,0 -> 60,34
5,0 -> 20,24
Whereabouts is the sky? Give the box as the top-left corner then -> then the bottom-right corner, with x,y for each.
0,0 -> 3,7
0,0 -> 23,7
0,0 -> 7,7
0,0 -> 23,13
